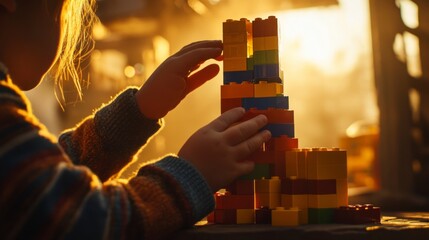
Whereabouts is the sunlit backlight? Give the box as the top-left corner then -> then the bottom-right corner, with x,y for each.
403,31 -> 422,78
395,31 -> 423,78
276,0 -> 369,74
187,0 -> 208,15
153,35 -> 170,65
92,21 -> 108,40
397,0 -> 419,29
124,65 -> 136,78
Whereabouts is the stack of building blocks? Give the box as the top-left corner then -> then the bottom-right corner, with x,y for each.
210,15 -> 379,226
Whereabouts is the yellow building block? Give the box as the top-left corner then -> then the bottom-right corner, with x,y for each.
308,194 -> 338,208
336,178 -> 348,206
307,148 -> 347,180
236,209 -> 255,224
255,192 -> 281,209
264,36 -> 279,50
281,194 -> 308,209
223,58 -> 248,71
253,37 -> 265,51
224,43 -> 248,58
272,207 -> 301,226
285,149 -> 308,179
254,81 -> 283,97
254,176 -> 281,193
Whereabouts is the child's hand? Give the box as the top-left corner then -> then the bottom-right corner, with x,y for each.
135,40 -> 223,119
178,107 -> 272,192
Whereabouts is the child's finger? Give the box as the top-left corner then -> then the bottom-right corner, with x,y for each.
176,40 -> 222,56
233,129 -> 271,157
224,115 -> 268,146
234,160 -> 255,176
209,107 -> 246,132
174,47 -> 222,76
185,64 -> 220,94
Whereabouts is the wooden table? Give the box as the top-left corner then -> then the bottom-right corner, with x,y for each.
173,212 -> 429,240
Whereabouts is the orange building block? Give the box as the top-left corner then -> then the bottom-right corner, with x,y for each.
241,108 -> 294,124
221,82 -> 254,99
254,81 -> 283,97
223,18 -> 252,36
224,43 -> 248,58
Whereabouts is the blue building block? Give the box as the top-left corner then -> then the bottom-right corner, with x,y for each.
242,96 -> 289,110
254,64 -> 281,82
224,70 -> 254,84
263,123 -> 294,138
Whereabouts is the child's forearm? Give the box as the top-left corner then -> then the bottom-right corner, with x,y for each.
59,88 -> 163,181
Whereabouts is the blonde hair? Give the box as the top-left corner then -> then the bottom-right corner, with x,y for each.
48,0 -> 98,105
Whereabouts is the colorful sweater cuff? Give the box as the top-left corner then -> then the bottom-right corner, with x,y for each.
94,88 -> 162,150
153,156 -> 214,223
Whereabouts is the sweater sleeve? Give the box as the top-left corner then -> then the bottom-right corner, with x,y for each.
59,87 -> 162,181
0,81 -> 214,240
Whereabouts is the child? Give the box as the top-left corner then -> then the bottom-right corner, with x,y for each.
0,0 -> 271,239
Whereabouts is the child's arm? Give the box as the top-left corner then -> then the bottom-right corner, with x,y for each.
0,83 -> 268,239
59,40 -> 223,181
59,87 -> 163,182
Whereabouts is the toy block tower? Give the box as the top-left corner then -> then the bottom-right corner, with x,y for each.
214,16 -> 299,225
210,16 -> 357,226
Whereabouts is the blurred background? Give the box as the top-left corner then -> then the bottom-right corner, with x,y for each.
25,0 -> 429,210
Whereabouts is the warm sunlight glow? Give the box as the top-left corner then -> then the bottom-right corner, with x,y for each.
397,0 -> 419,29
124,65 -> 136,78
187,0 -> 208,15
153,36 -> 170,65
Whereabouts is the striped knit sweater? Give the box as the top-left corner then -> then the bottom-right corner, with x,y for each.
0,75 -> 214,240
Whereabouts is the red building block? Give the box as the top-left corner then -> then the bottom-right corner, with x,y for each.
252,16 -> 278,37
281,178 -> 308,195
215,192 -> 254,209
334,204 -> 381,224
244,149 -> 276,164
221,98 -> 242,113
206,211 -> 215,223
307,179 -> 337,194
265,136 -> 299,151
226,179 -> 254,195
214,209 -> 237,224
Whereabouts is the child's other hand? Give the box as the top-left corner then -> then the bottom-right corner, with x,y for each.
178,107 -> 272,192
136,40 -> 223,119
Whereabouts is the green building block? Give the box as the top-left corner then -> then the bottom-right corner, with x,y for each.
308,208 -> 335,224
239,163 -> 272,180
